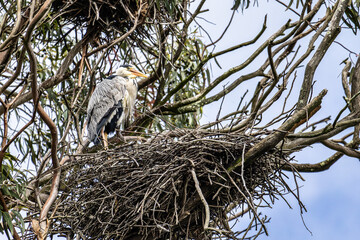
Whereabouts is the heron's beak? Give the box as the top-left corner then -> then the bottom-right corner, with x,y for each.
130,68 -> 147,78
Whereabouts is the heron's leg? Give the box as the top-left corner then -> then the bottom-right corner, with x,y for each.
101,129 -> 108,149
104,132 -> 108,149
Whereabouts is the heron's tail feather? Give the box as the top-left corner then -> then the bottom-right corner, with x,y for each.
93,135 -> 101,145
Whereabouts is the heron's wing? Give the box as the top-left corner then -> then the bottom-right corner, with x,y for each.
86,77 -> 126,143
98,99 -> 123,138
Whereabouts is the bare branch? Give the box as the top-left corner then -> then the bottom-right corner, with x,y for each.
321,139 -> 360,158
229,89 -> 328,171
342,60 -> 352,102
297,0 -> 350,109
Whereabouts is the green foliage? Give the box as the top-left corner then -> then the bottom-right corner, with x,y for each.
135,30 -> 208,130
343,2 -> 360,34
232,0 -> 252,10
0,153 -> 27,236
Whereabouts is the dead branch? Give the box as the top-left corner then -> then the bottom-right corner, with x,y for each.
229,89 -> 327,171
297,0 -> 349,109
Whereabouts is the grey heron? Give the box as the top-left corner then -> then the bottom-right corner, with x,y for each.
86,65 -> 147,148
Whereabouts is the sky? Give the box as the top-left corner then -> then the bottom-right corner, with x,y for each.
196,1 -> 360,239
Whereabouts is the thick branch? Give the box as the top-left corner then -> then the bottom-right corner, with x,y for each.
297,0 -> 349,109
228,89 -> 328,171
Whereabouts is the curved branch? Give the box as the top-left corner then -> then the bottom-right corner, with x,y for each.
283,139 -> 360,172
284,117 -> 360,151
321,139 -> 360,158
24,2 -> 60,235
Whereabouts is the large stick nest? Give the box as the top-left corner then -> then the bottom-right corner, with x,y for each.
52,0 -> 184,30
50,130 -> 294,239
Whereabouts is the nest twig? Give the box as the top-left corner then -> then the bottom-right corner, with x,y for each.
42,129 -> 298,240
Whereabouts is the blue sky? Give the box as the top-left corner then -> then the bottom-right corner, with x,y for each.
264,146 -> 360,240
196,1 -> 360,239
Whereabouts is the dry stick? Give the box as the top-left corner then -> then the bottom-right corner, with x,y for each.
163,16 -> 268,112
341,60 -> 352,104
239,143 -> 268,236
299,116 -> 331,132
227,206 -> 250,221
240,214 -> 256,240
233,0 -> 324,122
205,9 -> 236,49
228,89 -> 328,172
221,164 -> 269,236
252,218 -> 266,240
176,7 -> 321,117
190,168 -> 210,230
244,43 -> 280,134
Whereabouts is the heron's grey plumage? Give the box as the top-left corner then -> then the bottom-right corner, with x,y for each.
86,65 -> 143,144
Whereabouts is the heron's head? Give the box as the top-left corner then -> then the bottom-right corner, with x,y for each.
116,65 -> 147,79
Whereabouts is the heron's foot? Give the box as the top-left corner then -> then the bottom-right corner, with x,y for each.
103,141 -> 109,150
115,129 -> 126,143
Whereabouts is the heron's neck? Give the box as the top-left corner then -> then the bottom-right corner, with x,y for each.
125,78 -> 138,96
